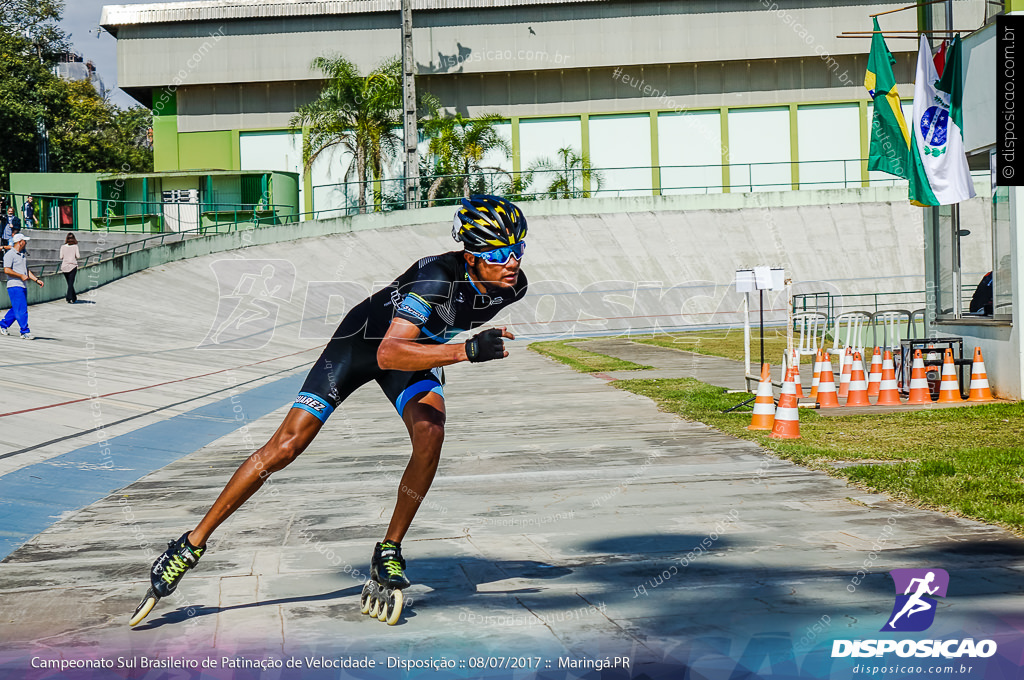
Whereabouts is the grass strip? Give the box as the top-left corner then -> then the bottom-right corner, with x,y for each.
634,329 -> 814,364
612,376 -> 1024,533
529,338 -> 653,373
530,336 -> 1024,532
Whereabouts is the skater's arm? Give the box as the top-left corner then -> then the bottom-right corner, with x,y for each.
378,320 -> 516,370
378,319 -> 469,371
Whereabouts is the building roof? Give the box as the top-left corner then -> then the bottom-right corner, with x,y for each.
101,0 -> 607,29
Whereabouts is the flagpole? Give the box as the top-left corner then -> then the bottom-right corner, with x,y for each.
869,0 -> 947,19
839,35 -> 937,39
841,30 -> 966,34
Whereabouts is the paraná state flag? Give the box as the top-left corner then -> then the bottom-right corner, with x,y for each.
864,18 -> 911,179
907,34 -> 975,206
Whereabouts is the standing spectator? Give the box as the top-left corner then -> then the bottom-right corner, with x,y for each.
969,271 -> 993,316
1,234 -> 44,340
59,233 -> 80,304
2,207 -> 21,250
21,196 -> 35,230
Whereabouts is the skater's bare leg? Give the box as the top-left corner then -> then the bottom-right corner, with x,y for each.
384,391 -> 446,544
189,408 -> 324,546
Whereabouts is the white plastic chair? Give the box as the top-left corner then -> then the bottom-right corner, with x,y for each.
793,311 -> 828,358
827,310 -> 872,360
908,308 -> 926,339
871,309 -> 912,352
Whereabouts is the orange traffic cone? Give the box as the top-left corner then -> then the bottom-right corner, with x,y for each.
747,363 -> 776,430
770,365 -> 800,439
968,347 -> 994,402
845,351 -> 871,406
936,348 -> 963,403
837,347 -> 853,398
809,349 -> 823,400
816,354 -> 840,408
790,349 -> 804,398
875,350 -> 902,406
867,347 -> 883,397
906,349 -> 932,404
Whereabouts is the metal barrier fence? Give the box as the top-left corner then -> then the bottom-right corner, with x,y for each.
27,204 -> 358,276
792,288 -> 981,331
312,158 -> 894,216
0,191 -> 296,234
6,162 -> 989,229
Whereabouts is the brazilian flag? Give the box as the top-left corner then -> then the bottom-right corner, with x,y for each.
864,18 -> 911,179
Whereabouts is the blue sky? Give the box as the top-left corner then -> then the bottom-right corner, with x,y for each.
61,0 -> 154,108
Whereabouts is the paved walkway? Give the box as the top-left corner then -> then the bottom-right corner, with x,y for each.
569,338 -> 750,389
0,244 -> 1022,679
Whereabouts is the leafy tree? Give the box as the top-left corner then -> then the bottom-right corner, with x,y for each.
421,113 -> 510,205
0,0 -> 67,58
1,0 -> 151,186
49,80 -> 153,173
528,146 -> 603,199
292,56 -> 404,214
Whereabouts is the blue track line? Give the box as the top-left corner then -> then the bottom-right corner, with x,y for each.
0,372 -> 305,561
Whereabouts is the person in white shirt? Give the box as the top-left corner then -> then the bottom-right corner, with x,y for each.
1,234 -> 44,339
59,233 -> 81,304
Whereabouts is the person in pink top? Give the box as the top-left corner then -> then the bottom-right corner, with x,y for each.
59,233 -> 81,304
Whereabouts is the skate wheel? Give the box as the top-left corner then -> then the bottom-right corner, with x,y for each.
368,591 -> 381,618
129,592 -> 158,627
385,589 -> 403,626
376,590 -> 390,622
359,581 -> 375,615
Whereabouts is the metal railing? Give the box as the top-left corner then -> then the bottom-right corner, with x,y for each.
0,191 -> 296,234
30,204 -> 362,276
312,158 -> 885,215
792,288 -> 981,330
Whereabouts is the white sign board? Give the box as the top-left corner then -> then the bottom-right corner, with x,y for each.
735,269 -> 755,293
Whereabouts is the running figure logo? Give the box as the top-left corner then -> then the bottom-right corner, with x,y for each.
882,568 -> 949,632
198,259 -> 296,349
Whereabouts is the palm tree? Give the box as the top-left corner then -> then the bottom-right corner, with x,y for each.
528,146 -> 602,199
421,113 -> 510,206
291,56 -> 403,214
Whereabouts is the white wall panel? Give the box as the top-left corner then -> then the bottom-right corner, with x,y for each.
239,131 -> 304,216
658,110 -> 723,194
518,117 -> 582,196
727,107 -> 791,192
589,114 -> 652,197
480,121 -> 513,194
797,104 -> 861,190
310,144 -> 357,216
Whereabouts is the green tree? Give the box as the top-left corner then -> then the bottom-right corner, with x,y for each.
528,146 -> 602,199
0,27 -> 66,187
0,0 -> 66,47
49,80 -> 153,173
1,1 -> 151,186
291,55 -> 404,214
421,113 -> 510,206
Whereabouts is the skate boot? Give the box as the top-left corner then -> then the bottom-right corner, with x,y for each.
128,532 -> 205,626
360,540 -> 409,625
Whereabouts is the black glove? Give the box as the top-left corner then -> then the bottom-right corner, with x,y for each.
465,328 -> 506,363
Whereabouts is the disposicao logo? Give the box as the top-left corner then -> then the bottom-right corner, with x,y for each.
882,568 -> 948,632
832,569 -> 998,659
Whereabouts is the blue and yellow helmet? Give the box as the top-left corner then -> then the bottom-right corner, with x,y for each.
452,195 -> 527,251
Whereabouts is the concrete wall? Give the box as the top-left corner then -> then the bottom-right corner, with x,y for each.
4,187 -> 926,337
962,22 -> 996,155
113,2 -> 919,92
931,186 -> 1023,400
108,0 -> 934,130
